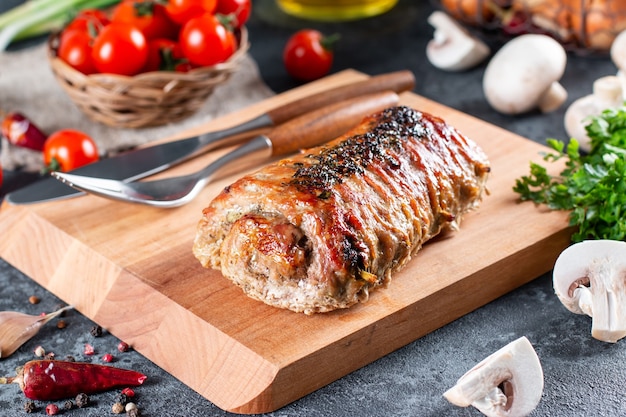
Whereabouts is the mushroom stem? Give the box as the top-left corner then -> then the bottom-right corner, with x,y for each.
537,81 -> 568,113
443,337 -> 544,417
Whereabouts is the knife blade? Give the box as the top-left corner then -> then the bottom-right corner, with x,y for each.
5,70 -> 415,205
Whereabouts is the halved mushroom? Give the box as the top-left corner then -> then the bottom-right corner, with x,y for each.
443,336 -> 543,417
426,11 -> 491,71
553,239 -> 626,343
483,34 -> 567,115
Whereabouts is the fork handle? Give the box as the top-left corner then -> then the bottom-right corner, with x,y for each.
267,91 -> 399,156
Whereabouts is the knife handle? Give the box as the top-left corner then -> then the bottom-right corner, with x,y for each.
265,70 -> 414,126
268,91 -> 399,156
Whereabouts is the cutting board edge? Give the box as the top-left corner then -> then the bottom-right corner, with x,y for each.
225,226 -> 574,414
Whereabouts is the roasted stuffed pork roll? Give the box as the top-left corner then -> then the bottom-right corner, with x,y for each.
193,106 -> 490,314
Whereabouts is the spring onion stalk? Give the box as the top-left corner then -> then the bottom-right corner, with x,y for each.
0,0 -> 120,51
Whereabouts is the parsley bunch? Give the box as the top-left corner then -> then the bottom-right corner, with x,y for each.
513,106 -> 626,242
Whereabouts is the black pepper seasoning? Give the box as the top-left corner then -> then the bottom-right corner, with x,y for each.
75,392 -> 90,408
23,401 -> 36,413
90,325 -> 103,337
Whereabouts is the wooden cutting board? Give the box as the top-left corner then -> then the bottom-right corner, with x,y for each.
0,70 -> 572,414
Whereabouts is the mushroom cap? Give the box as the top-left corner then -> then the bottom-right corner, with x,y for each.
610,30 -> 626,70
553,239 -> 626,343
426,11 -> 490,72
443,336 -> 544,417
563,76 -> 623,152
483,34 -> 567,115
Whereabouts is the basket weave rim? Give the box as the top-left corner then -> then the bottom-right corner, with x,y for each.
48,26 -> 249,83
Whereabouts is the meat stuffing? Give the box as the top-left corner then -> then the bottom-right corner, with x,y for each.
193,106 -> 491,314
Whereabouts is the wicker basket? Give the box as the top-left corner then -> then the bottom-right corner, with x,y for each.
48,28 -> 249,128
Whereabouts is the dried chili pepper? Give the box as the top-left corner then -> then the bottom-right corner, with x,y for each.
0,360 -> 147,401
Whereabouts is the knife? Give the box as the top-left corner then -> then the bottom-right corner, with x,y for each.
5,70 -> 415,205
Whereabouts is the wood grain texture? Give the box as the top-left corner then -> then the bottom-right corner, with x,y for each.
0,70 -> 572,414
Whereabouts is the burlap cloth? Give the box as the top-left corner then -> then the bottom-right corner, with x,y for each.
0,43 -> 275,172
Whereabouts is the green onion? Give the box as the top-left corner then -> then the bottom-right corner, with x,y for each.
0,0 -> 120,51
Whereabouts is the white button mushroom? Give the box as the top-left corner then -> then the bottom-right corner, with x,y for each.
563,76 -> 623,153
483,34 -> 568,115
426,11 -> 491,72
443,336 -> 544,417
553,239 -> 626,343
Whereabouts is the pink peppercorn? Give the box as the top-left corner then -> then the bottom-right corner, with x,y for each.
117,341 -> 130,352
121,387 -> 135,397
102,353 -> 114,363
45,404 -> 59,415
84,343 -> 95,355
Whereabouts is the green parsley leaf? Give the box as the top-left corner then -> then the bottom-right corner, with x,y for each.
513,105 -> 626,242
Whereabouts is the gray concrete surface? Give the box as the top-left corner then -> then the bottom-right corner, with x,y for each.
2,1 -> 625,416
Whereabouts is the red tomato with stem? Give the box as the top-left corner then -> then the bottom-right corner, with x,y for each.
215,0 -> 251,28
164,0 -> 217,25
43,130 -> 99,172
283,29 -> 338,81
64,9 -> 110,33
111,1 -> 179,40
91,23 -> 149,75
143,38 -> 186,72
179,13 -> 236,66
58,29 -> 97,74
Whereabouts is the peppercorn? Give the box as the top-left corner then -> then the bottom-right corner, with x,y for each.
56,320 -> 67,329
90,325 -> 103,337
23,400 -> 36,413
63,400 -> 74,410
102,353 -> 114,363
45,404 -> 59,415
44,352 -> 55,360
126,403 -> 141,417
116,392 -> 129,406
112,402 -> 125,414
64,355 -> 75,362
84,343 -> 95,355
34,345 -> 45,357
121,387 -> 135,398
127,409 -> 140,417
75,392 -> 90,408
117,341 -> 130,352
28,295 -> 40,304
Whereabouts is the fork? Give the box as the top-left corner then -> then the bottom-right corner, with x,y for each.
52,91 -> 399,208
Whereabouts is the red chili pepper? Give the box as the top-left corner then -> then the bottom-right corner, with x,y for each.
1,360 -> 147,401
1,112 -> 48,151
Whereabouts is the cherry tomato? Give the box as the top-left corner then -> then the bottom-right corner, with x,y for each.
64,9 -> 110,33
43,129 -> 99,172
143,38 -> 186,72
216,0 -> 251,28
164,0 -> 217,25
57,29 -> 97,74
179,13 -> 236,66
111,1 -> 179,40
283,29 -> 337,81
91,23 -> 149,75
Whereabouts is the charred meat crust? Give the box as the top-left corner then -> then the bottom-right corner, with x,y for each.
193,106 -> 490,314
